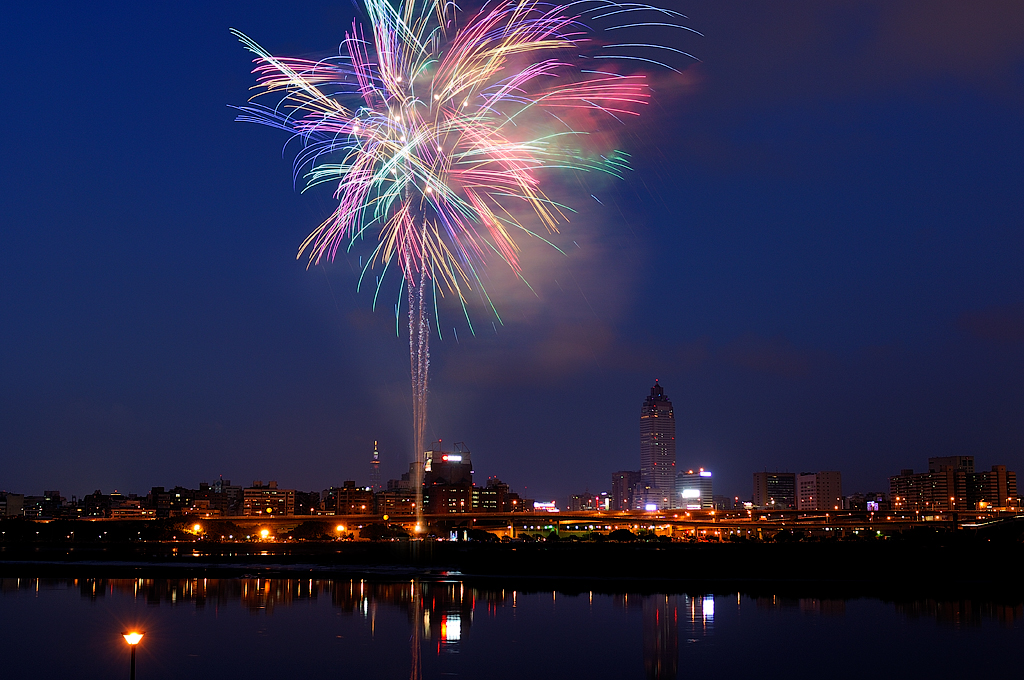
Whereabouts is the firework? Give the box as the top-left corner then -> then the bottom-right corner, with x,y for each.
234,0 -> 691,521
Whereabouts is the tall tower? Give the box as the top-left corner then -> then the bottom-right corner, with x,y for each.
369,441 -> 382,493
640,380 -> 676,509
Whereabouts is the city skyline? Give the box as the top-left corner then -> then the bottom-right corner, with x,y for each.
3,1 -> 1024,501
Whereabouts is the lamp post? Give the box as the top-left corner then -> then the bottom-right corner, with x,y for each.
122,631 -> 144,680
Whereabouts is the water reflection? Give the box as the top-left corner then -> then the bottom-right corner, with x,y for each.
638,593 -> 714,680
892,599 -> 1024,627
1,577 -> 1021,679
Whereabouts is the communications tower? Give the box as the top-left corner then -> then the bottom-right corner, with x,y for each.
369,440 -> 382,492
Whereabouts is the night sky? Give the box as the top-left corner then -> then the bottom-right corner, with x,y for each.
2,1 -> 1022,503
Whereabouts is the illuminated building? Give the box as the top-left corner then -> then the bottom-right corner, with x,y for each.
376,488 -> 417,515
472,477 -> 524,512
422,442 -> 474,514
569,492 -> 600,511
423,442 -> 473,486
752,472 -> 796,510
980,465 -> 1018,509
369,440 -> 382,493
322,482 -> 374,515
242,481 -> 295,516
213,477 -> 243,516
639,380 -> 676,509
22,490 -> 65,519
382,448 -> 523,514
193,482 -> 229,516
612,470 -> 640,511
796,471 -> 843,511
677,469 -> 713,510
110,498 -> 154,518
890,457 -> 1019,511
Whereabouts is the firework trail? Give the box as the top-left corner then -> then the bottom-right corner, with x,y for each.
234,0 -> 692,523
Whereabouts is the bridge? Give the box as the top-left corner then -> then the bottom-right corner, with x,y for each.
87,508 -> 1024,541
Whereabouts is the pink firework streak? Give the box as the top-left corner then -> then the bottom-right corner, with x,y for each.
234,0 -> 695,524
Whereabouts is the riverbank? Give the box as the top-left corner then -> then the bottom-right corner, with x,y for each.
2,539 -> 1022,599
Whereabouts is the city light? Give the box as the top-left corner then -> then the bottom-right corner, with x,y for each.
122,630 -> 145,680
441,614 -> 461,642
122,631 -> 144,645
260,529 -> 269,540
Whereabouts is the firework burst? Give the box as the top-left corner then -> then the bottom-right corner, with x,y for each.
234,0 -> 692,517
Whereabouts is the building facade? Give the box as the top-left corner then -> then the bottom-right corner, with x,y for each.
422,443 -> 475,514
890,457 -> 1019,511
677,469 -> 713,510
752,472 -> 796,510
639,380 -> 676,510
796,471 -> 843,511
243,481 -> 295,516
611,470 -> 640,511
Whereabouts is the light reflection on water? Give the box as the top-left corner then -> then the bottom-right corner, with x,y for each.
0,577 -> 1021,680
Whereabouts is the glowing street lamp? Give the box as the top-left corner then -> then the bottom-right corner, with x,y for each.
122,631 -> 144,680
260,529 -> 270,540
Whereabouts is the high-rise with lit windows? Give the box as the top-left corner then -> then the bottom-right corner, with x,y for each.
639,380 -> 676,509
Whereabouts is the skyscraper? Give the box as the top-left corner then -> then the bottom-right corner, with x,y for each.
640,380 -> 676,509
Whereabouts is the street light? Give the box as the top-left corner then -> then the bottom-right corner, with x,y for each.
122,631 -> 144,680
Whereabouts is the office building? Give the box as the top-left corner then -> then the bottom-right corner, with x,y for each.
677,469 -> 713,510
376,488 -> 417,515
424,443 -> 474,486
796,471 -> 842,511
612,471 -> 640,511
473,477 -> 525,513
243,481 -> 295,516
752,472 -> 796,510
639,380 -> 676,509
335,481 -> 375,514
422,442 -> 475,514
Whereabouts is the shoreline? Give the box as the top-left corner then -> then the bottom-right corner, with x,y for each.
2,540 -> 1022,599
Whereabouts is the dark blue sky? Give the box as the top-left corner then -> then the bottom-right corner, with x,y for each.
2,1 -> 1022,502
